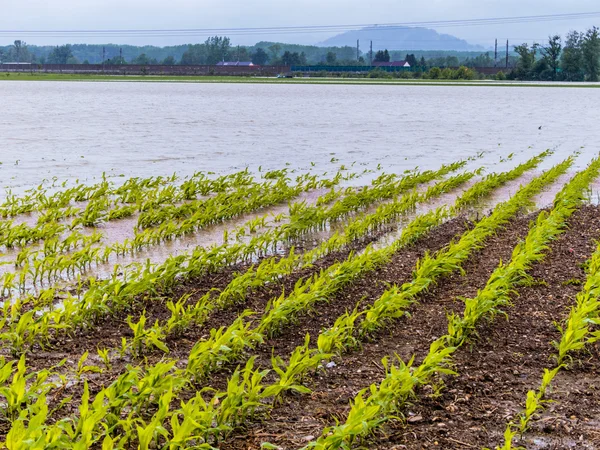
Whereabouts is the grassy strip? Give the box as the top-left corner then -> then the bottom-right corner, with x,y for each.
303,156 -> 599,450
1,72 -> 599,88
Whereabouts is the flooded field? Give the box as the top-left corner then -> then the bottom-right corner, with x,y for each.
1,81 -> 600,449
1,81 -> 600,194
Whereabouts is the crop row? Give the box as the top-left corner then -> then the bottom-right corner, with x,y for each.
496,185 -> 600,449
0,161 -> 470,355
0,154 -> 552,449
303,156 -> 599,449
0,168 -> 353,295
0,167 -> 259,219
1,158 -> 456,295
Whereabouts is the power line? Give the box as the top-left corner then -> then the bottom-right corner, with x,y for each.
0,12 -> 598,38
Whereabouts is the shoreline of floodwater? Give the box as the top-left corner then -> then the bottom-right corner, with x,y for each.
1,72 -> 600,87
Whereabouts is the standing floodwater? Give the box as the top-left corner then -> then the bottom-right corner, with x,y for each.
1,81 -> 599,193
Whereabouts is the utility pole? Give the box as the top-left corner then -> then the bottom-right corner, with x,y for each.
237,45 -> 240,62
505,40 -> 509,69
369,40 -> 373,66
494,39 -> 498,67
357,39 -> 359,62
119,47 -> 123,65
102,46 -> 106,71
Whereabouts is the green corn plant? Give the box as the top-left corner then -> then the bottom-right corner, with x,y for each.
75,351 -> 103,380
135,388 -> 172,450
97,347 -> 112,370
127,312 -> 169,356
317,306 -> 364,355
186,312 -> 263,383
264,334 -> 329,401
215,357 -> 270,432
57,381 -> 107,446
0,356 -> 51,423
554,240 -> 600,364
165,293 -> 210,336
4,393 -> 50,450
0,309 -> 38,357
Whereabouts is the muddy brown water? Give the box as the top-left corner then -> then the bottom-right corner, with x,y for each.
1,82 -> 599,194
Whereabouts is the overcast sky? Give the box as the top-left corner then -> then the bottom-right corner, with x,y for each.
1,0 -> 599,48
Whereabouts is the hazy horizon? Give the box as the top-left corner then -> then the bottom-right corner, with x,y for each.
1,1 -> 599,50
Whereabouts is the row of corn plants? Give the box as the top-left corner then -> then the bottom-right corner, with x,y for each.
0,168 -> 264,253
0,161 -> 438,297
140,155 -> 554,386
0,163 -> 463,352
0,167 -> 257,220
89,156 -> 557,448
0,168 -> 352,295
0,155 -> 555,449
494,168 -> 600,449
302,156 -> 598,450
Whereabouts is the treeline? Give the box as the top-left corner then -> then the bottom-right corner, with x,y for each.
511,26 -> 600,81
0,38 -> 359,66
1,37 -> 503,67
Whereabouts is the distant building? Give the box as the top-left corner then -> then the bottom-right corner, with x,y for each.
372,60 -> 411,68
216,61 -> 254,66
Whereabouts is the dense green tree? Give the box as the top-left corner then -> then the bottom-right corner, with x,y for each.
561,31 -> 584,81
268,44 -> 281,61
513,43 -> 537,79
47,44 -> 73,64
405,53 -> 418,66
541,35 -> 562,80
466,52 -> 493,68
180,44 -> 206,65
205,36 -> 231,64
373,49 -> 390,62
251,48 -> 269,65
429,66 -> 441,78
131,53 -> 158,65
281,51 -> 307,66
162,55 -> 176,65
326,51 -> 337,64
234,47 -> 250,62
9,40 -> 32,62
582,26 -> 600,81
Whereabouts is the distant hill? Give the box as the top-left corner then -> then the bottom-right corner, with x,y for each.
319,26 -> 485,52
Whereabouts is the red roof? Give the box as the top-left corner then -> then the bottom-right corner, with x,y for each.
372,60 -> 410,67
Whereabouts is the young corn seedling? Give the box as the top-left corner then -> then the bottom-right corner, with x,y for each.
127,312 -> 169,357
264,334 -> 330,401
186,312 -> 263,383
75,351 -> 103,380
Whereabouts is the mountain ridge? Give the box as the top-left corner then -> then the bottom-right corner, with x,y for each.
318,26 -> 486,52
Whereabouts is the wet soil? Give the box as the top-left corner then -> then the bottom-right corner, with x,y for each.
10,206 -> 600,449
14,214 -> 469,427
360,205 -> 600,450
217,206 -> 600,450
